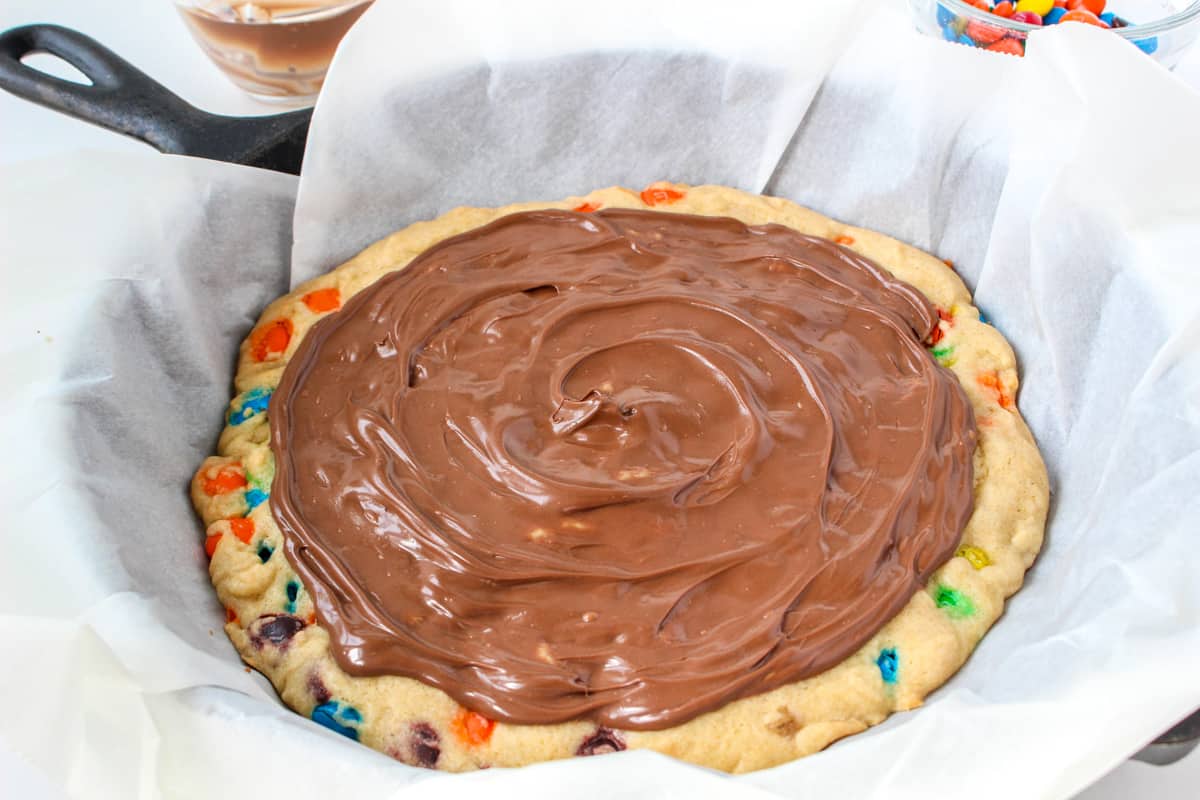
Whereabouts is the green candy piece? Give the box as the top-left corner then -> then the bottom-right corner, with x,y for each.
935,585 -> 976,619
932,345 -> 956,366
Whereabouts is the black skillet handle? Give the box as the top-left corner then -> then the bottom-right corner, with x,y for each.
0,24 -> 312,173
0,24 -> 206,155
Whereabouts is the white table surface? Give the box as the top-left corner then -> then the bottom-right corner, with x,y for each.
1,1 -> 1197,798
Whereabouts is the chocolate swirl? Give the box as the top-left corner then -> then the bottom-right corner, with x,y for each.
269,209 -> 976,730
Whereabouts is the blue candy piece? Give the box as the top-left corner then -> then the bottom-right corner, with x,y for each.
937,4 -> 956,28
257,544 -> 273,563
978,308 -> 990,325
228,386 -> 273,426
1135,36 -> 1159,55
245,488 -> 268,511
311,701 -> 361,741
1043,7 -> 1066,24
285,579 -> 300,612
877,648 -> 899,684
943,22 -> 961,42
957,33 -> 976,46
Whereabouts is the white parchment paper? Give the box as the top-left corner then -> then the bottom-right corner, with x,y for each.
3,2 -> 1200,798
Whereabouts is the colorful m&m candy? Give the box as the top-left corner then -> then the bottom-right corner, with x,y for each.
934,0 -> 1157,58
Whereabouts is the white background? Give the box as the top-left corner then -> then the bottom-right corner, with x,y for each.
1,1 -> 1198,798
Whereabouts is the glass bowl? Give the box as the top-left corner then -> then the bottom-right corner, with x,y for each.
174,1 -> 374,104
908,0 -> 1200,67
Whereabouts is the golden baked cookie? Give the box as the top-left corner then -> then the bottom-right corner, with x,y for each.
191,183 -> 1048,773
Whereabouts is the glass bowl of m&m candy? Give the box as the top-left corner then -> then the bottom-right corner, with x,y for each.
909,0 -> 1200,66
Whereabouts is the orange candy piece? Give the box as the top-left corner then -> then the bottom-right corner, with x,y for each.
203,465 -> 247,496
229,517 -> 256,544
993,1 -> 1016,16
573,202 -> 601,213
835,235 -> 856,245
225,607 -> 238,623
451,708 -> 496,746
640,182 -> 684,207
249,318 -> 294,362
204,533 -> 223,558
302,288 -> 341,313
1061,8 -> 1106,26
977,370 -> 1015,408
1067,0 -> 1105,15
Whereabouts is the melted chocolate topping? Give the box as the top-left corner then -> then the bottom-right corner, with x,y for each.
269,209 -> 976,730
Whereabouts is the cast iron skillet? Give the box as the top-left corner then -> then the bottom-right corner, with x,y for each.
1,20 -> 1197,770
0,23 -> 310,174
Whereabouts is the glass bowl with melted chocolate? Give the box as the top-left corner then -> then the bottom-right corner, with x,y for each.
175,0 -> 372,103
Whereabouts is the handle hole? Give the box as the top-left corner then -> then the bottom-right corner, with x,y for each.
20,52 -> 93,86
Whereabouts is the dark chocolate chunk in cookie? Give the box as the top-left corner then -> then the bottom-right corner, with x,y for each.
249,613 -> 306,649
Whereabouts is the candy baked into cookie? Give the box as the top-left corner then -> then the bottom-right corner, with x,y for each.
191,183 -> 1048,774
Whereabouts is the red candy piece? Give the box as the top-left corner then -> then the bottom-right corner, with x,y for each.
1061,8 -> 1106,26
1054,0 -> 1067,7
640,182 -> 685,207
1011,11 -> 1043,24
986,37 -> 1026,56
451,709 -> 496,747
963,0 -> 991,9
229,517 -> 255,544
225,607 -> 238,623
573,202 -> 601,213
203,465 -> 247,496
929,307 -> 950,346
576,728 -> 626,756
205,533 -> 223,558
993,1 -> 1016,17
406,723 -> 441,769
1067,0 -> 1105,14
968,19 -> 1008,44
249,318 -> 294,362
302,288 -> 341,313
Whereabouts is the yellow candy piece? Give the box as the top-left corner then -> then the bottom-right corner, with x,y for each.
957,544 -> 992,570
1015,0 -> 1054,17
